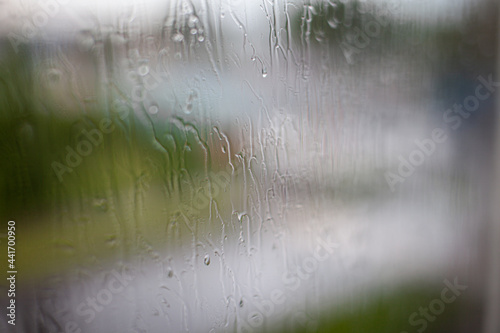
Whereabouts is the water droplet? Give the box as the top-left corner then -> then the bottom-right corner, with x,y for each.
190,28 -> 197,35
188,15 -> 199,27
46,68 -> 62,83
149,105 -> 159,114
105,235 -> 118,247
314,31 -> 325,42
197,35 -> 205,42
184,103 -> 193,114
262,69 -> 268,78
250,313 -> 263,325
327,17 -> 339,29
93,198 -> 108,212
172,33 -> 184,43
138,64 -> 149,76
237,212 -> 248,222
204,254 -> 210,265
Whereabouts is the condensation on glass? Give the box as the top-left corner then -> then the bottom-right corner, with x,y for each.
0,0 -> 498,332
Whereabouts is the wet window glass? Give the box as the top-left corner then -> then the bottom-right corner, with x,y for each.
1,0 -> 499,332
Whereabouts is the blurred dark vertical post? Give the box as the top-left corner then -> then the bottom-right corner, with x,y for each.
484,1 -> 500,332
435,1 -> 500,331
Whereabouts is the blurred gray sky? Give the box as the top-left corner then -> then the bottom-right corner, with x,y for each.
0,0 -> 477,37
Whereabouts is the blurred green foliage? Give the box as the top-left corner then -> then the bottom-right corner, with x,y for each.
286,284 -> 470,333
0,41 -> 211,222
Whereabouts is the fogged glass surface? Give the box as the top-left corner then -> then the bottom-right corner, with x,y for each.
0,0 -> 498,332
